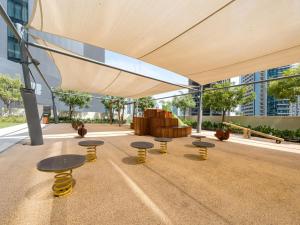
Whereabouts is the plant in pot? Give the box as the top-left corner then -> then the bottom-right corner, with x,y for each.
71,120 -> 78,130
71,119 -> 83,130
202,81 -> 255,141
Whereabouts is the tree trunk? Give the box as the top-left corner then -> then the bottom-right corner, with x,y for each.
5,102 -> 11,116
183,109 -> 186,120
222,110 -> 226,122
69,105 -> 72,119
117,108 -> 121,127
121,105 -> 125,126
296,100 -> 299,116
109,104 -> 113,125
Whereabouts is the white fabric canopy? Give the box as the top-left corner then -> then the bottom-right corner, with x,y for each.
29,0 -> 300,84
35,39 -> 180,98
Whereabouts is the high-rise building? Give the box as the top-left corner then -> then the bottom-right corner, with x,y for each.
189,79 -> 231,116
240,65 -> 299,116
266,66 -> 291,116
240,71 -> 268,116
0,0 -> 106,113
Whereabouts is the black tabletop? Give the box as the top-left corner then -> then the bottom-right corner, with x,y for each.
154,137 -> 172,142
37,154 -> 86,172
78,140 -> 104,147
131,141 -> 154,149
190,134 -> 206,138
192,141 -> 215,148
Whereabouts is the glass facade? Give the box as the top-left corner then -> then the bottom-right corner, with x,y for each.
266,66 -> 291,116
7,0 -> 28,62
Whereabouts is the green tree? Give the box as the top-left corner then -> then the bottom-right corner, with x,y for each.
137,97 -> 155,115
160,100 -> 172,112
55,89 -> 91,119
203,82 -> 255,122
101,96 -> 117,124
0,74 -> 23,115
172,94 -> 195,119
268,65 -> 300,108
114,97 -> 126,126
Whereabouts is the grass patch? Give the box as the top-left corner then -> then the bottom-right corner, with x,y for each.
0,116 -> 26,128
0,122 -> 22,128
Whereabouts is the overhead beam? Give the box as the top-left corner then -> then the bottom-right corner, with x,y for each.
27,41 -> 195,91
125,73 -> 300,104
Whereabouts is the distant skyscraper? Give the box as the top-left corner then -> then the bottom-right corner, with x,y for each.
240,65 -> 299,116
266,66 -> 291,116
240,71 -> 268,116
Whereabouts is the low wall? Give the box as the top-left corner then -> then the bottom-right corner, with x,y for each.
186,116 -> 300,131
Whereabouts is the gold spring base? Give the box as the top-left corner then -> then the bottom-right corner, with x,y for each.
160,142 -> 167,154
52,170 -> 73,197
137,149 -> 147,163
199,147 -> 208,160
86,145 -> 97,162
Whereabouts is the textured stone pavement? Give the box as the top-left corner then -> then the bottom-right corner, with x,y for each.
0,124 -> 299,225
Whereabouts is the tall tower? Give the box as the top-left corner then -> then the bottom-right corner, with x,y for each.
240,71 -> 267,116
266,65 -> 291,116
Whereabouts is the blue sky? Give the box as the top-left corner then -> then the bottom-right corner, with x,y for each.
105,50 -> 189,99
105,50 -> 241,100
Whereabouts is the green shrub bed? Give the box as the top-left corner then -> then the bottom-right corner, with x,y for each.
181,119 -> 300,142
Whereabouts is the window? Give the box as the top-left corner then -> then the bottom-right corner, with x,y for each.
7,29 -> 21,61
7,0 -> 28,25
7,0 -> 28,61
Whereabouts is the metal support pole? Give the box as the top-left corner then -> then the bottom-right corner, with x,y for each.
20,41 -> 31,88
196,85 -> 203,133
132,101 -> 136,120
20,40 -> 43,145
51,92 -> 58,123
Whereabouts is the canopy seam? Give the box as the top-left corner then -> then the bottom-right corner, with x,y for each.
139,0 -> 236,59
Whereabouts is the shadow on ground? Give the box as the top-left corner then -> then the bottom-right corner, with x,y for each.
184,154 -> 205,161
184,144 -> 195,148
122,156 -> 139,165
148,149 -> 161,155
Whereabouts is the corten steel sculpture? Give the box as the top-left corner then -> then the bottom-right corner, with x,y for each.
133,109 -> 192,138
215,129 -> 230,141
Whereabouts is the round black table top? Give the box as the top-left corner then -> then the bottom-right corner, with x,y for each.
37,154 -> 86,172
78,140 -> 104,147
154,137 -> 172,142
190,134 -> 206,138
131,141 -> 154,149
192,141 -> 215,148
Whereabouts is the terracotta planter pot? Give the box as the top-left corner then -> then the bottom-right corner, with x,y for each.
78,124 -> 87,138
215,129 -> 230,141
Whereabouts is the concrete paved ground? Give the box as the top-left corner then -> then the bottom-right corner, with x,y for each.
0,123 -> 46,153
0,124 -> 299,225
